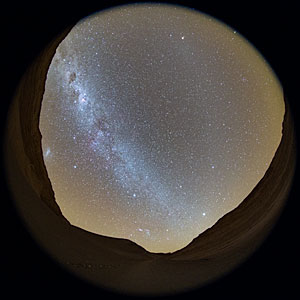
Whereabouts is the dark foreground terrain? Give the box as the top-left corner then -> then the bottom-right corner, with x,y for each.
4,23 -> 296,297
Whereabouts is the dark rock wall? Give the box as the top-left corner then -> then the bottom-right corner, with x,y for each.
5,28 -> 74,219
170,99 -> 296,261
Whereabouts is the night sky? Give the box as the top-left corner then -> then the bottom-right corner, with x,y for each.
39,3 -> 284,253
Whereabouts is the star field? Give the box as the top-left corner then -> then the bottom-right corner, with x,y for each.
39,4 -> 284,253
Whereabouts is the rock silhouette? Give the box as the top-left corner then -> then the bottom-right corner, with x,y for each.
4,26 -> 296,296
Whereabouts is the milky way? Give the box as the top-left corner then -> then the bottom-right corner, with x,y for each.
39,4 -> 284,253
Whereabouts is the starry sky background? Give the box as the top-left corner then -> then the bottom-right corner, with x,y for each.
39,3 -> 284,253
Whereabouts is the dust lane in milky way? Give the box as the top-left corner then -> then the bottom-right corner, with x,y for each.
39,4 -> 284,253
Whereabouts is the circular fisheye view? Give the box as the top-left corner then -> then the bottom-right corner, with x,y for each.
4,2 -> 296,297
